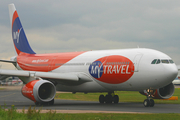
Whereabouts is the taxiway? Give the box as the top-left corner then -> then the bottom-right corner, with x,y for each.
0,86 -> 179,113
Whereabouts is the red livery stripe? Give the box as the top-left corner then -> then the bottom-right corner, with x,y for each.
12,11 -> 18,29
17,51 -> 85,72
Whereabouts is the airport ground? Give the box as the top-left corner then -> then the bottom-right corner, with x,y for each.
0,85 -> 180,113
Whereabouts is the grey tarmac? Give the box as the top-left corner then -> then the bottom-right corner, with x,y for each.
0,86 -> 180,113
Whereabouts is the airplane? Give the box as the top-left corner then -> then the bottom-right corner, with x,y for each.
172,77 -> 180,85
0,3 -> 178,107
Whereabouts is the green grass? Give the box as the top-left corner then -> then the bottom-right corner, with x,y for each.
0,105 -> 180,120
55,88 -> 180,104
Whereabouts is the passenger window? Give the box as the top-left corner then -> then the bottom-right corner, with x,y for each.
169,60 -> 174,63
161,60 -> 169,64
151,59 -> 157,64
156,59 -> 160,64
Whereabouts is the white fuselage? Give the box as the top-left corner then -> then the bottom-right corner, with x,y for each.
25,48 -> 177,92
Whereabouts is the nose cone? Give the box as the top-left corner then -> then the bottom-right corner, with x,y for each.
163,64 -> 178,84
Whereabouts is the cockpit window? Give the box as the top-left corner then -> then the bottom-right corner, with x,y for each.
156,59 -> 160,64
169,59 -> 174,63
151,59 -> 157,64
161,60 -> 169,64
151,59 -> 174,64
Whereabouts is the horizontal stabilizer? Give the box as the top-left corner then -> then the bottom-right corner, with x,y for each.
0,59 -> 16,63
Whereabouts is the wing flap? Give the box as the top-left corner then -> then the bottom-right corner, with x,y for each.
0,69 -> 29,77
0,69 -> 79,81
35,72 -> 79,81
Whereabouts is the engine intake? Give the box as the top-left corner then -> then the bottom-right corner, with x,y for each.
22,80 -> 56,103
154,83 -> 175,99
139,83 -> 175,99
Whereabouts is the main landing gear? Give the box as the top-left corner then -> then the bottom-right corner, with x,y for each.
35,99 -> 54,106
99,92 -> 119,104
143,89 -> 155,107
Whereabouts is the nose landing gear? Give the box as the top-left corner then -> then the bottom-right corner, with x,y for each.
143,89 -> 155,107
99,92 -> 119,104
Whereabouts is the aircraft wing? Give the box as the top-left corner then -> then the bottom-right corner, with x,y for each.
0,69 -> 92,84
0,59 -> 92,84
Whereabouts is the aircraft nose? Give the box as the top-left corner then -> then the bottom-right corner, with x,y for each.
164,64 -> 178,83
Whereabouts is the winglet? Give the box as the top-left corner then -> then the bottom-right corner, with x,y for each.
8,4 -> 36,55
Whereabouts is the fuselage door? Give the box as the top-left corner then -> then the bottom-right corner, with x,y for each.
133,54 -> 143,72
49,57 -> 56,72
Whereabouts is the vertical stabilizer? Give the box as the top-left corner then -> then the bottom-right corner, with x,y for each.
8,4 -> 36,55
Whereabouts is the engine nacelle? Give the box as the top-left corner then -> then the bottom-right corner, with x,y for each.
22,80 -> 56,103
139,83 -> 175,99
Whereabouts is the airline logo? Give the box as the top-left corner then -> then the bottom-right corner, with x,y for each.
13,27 -> 22,43
89,61 -> 104,78
89,55 -> 134,84
32,59 -> 49,63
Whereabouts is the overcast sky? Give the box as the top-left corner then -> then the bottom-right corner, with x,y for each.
0,0 -> 180,69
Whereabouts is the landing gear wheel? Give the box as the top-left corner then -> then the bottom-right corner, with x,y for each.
35,102 -> 42,106
143,99 -> 150,107
35,102 -> 39,106
43,99 -> 54,106
149,99 -> 154,107
113,95 -> 119,104
105,95 -> 113,104
99,95 -> 105,103
99,92 -> 119,104
35,99 -> 54,106
48,99 -> 54,105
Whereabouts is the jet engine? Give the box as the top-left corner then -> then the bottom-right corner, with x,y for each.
139,83 -> 175,99
22,79 -> 56,105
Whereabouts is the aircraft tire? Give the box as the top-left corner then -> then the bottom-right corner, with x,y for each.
35,102 -> 42,106
143,99 -> 150,107
105,95 -> 113,104
99,95 -> 105,103
149,99 -> 154,107
48,99 -> 54,105
113,95 -> 119,104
